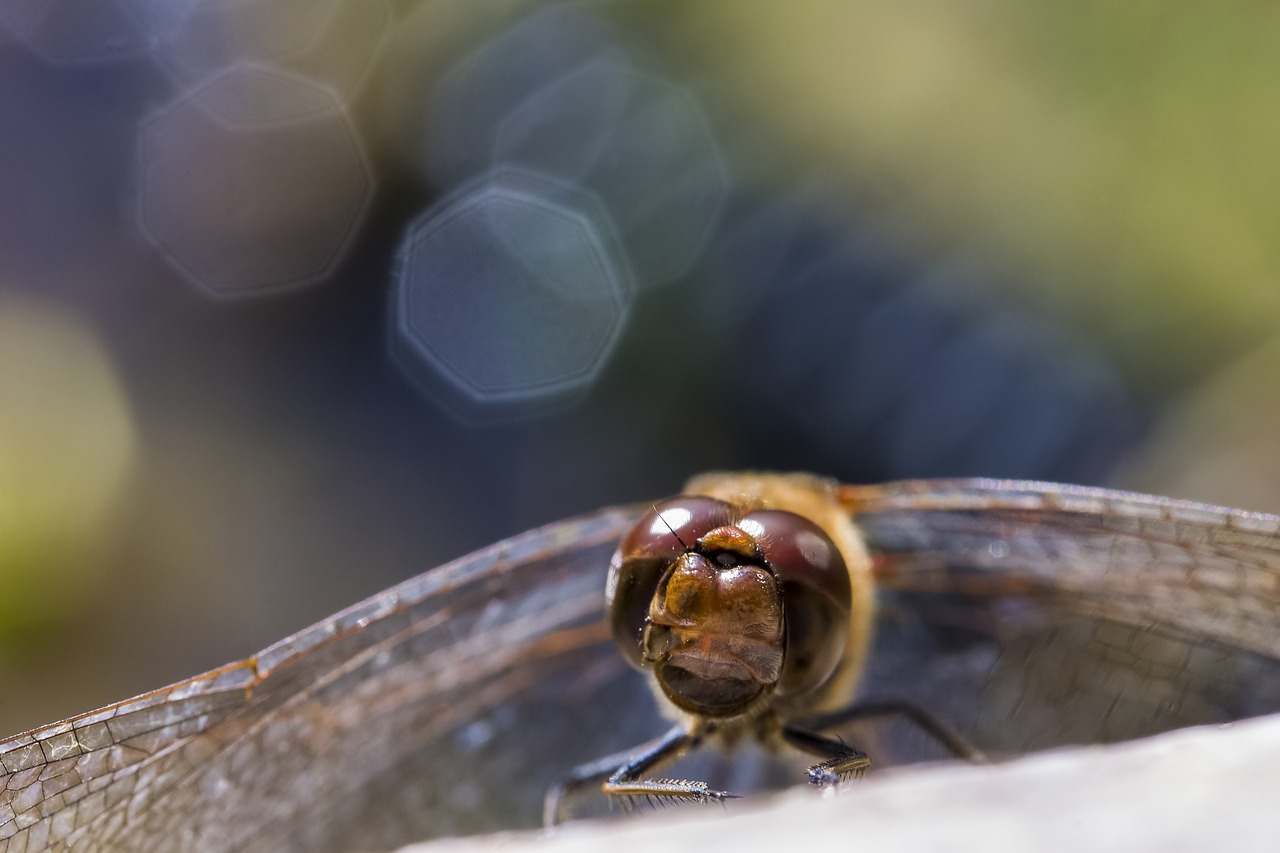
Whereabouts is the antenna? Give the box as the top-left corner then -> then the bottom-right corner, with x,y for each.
653,504 -> 690,550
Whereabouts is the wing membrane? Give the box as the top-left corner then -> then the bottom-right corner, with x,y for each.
844,480 -> 1280,758
12,478 -> 1280,850
0,507 -> 650,853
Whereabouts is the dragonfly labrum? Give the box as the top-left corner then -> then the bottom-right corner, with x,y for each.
3,472 -> 1280,852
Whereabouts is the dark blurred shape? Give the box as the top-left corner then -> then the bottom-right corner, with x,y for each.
428,4 -> 728,290
137,62 -> 373,297
697,196 -> 1138,485
391,168 -> 633,424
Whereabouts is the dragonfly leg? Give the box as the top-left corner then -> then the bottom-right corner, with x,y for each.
781,725 -> 871,786
793,698 -> 987,763
544,723 -> 735,827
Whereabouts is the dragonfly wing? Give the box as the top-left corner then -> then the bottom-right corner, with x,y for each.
845,480 -> 1280,761
0,506 -> 653,853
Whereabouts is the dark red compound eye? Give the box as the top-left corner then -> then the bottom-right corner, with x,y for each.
606,497 -> 736,667
737,510 -> 852,698
609,498 -> 854,708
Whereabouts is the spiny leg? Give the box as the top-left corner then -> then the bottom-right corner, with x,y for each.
601,724 -> 739,811
544,728 -> 686,827
544,724 -> 736,827
781,725 -> 871,787
793,698 -> 987,763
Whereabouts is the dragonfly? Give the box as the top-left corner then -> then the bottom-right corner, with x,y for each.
3,472 -> 1280,852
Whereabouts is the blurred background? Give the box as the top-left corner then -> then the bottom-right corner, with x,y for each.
1,0 -> 1278,739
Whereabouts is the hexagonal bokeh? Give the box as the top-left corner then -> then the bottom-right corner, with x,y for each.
426,4 -> 612,185
495,56 -> 729,288
392,169 -> 633,423
153,0 -> 390,102
429,6 -> 729,290
137,63 -> 373,297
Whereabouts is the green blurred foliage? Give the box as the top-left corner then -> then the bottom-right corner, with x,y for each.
624,1 -> 1280,392
0,292 -> 135,644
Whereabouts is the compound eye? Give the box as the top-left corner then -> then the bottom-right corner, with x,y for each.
606,497 -> 736,667
739,510 -> 852,697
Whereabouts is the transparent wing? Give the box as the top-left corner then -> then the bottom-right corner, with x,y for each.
15,480 -> 1280,851
0,506 -> 655,853
843,479 -> 1280,760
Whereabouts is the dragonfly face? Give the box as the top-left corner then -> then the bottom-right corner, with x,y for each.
607,497 -> 852,718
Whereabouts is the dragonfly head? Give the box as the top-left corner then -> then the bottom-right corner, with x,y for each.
607,498 -> 853,719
